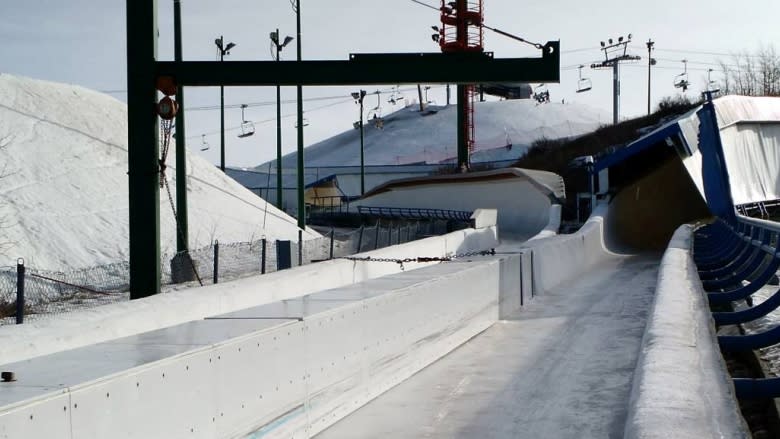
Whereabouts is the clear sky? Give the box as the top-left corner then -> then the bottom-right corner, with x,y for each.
3,0 -> 779,168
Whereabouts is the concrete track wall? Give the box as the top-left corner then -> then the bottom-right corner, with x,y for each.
623,224 -> 748,439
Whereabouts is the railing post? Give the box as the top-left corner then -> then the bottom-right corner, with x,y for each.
329,229 -> 335,259
261,238 -> 267,274
375,220 -> 381,249
213,240 -> 219,284
16,258 -> 25,325
298,229 -> 303,266
357,225 -> 365,253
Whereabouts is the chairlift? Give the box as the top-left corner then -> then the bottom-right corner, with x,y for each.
237,104 -> 255,138
576,65 -> 592,93
388,86 -> 406,105
200,134 -> 210,151
533,84 -> 550,105
674,60 -> 690,92
294,118 -> 310,129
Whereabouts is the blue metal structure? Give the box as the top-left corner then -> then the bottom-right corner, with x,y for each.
688,93 -> 780,397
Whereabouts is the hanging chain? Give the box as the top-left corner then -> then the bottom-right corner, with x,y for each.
343,249 -> 496,271
159,119 -> 204,286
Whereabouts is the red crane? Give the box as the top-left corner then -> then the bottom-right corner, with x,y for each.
436,0 -> 484,166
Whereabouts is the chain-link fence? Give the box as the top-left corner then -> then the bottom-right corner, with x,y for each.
0,220 -> 456,325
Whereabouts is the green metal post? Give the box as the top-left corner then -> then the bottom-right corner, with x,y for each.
457,85 -> 468,169
174,0 -> 188,253
296,0 -> 305,230
126,0 -> 161,299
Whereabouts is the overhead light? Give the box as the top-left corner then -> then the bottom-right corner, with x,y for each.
351,92 -> 360,100
282,36 -> 294,47
431,25 -> 439,32
608,38 -> 613,44
215,37 -> 223,49
432,34 -> 440,43
628,33 -> 633,40
269,31 -> 278,44
225,42 -> 236,52
618,36 -> 624,43
600,41 -> 605,47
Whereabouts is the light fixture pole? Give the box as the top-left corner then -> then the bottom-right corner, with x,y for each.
294,0 -> 305,230
270,30 -> 294,209
352,90 -> 367,195
646,39 -> 655,115
215,36 -> 236,172
591,35 -> 640,124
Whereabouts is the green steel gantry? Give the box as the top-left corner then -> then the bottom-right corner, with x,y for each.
126,0 -> 560,299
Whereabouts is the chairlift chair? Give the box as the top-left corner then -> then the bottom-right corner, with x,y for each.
674,60 -> 690,92
576,65 -> 592,93
294,118 -> 310,129
237,104 -> 255,138
200,134 -> 210,151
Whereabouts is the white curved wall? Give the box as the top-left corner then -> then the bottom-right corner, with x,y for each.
356,179 -> 552,238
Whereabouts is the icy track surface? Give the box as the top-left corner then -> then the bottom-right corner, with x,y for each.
318,254 -> 658,439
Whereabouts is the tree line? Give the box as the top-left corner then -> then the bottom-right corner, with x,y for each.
718,45 -> 780,97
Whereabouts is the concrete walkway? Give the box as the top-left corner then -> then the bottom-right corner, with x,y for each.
317,254 -> 659,439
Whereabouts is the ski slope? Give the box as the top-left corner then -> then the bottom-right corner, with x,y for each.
264,99 -> 610,169
0,74 -> 317,270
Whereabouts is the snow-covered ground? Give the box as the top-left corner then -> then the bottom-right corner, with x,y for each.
0,74 -> 318,271
264,99 -> 610,169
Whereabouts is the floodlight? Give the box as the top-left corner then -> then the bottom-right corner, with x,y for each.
351,92 -> 360,100
215,38 -> 223,49
600,41 -> 605,47
225,42 -> 236,52
270,31 -> 279,44
282,36 -> 294,47
608,38 -> 613,44
431,25 -> 439,32
618,36 -> 624,43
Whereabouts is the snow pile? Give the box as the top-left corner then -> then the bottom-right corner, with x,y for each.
270,99 -> 610,168
0,73 -> 316,270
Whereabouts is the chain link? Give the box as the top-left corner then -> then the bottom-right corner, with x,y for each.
343,249 -> 496,270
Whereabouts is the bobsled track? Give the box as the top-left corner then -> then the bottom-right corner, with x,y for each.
2,94 -> 780,438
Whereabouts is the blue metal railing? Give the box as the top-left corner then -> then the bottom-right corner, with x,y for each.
357,206 -> 474,221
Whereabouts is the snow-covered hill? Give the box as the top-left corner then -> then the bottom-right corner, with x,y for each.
0,74 -> 317,270
266,99 -> 610,169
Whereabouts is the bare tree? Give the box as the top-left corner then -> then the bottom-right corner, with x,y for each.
718,44 -> 780,96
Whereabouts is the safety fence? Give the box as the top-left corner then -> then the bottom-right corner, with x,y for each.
0,220 -> 455,326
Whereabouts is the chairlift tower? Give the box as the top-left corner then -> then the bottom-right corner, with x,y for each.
436,0 -> 484,169
590,35 -> 640,124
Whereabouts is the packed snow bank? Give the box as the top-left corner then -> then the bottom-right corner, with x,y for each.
0,73 -> 316,270
0,221 -> 498,365
624,224 -> 748,439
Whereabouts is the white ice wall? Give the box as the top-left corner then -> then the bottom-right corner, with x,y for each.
623,224 -> 748,439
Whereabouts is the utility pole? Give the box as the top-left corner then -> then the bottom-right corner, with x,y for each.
270,30 -> 293,209
646,39 -> 655,115
591,35 -> 640,124
215,36 -> 236,172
